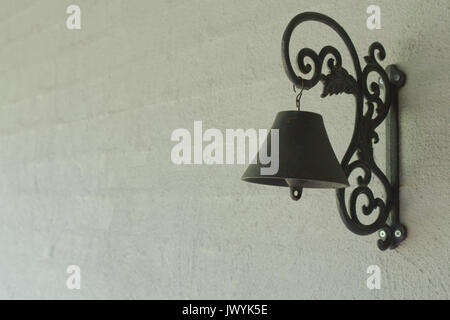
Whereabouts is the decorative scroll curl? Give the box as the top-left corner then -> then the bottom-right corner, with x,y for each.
281,12 -> 405,250
282,12 -> 362,90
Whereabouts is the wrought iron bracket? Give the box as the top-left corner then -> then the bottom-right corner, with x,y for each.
281,12 -> 407,250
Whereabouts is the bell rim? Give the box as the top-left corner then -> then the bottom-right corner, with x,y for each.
241,175 -> 349,189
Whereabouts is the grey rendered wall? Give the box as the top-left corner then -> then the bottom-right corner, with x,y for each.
0,0 -> 448,299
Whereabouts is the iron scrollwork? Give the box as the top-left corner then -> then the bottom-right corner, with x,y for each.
281,12 -> 406,250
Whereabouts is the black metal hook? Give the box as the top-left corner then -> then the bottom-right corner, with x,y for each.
293,80 -> 304,111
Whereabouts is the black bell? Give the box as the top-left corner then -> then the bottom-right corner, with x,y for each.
241,111 -> 349,200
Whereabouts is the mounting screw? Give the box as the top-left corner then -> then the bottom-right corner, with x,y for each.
386,64 -> 406,88
379,230 -> 386,238
378,77 -> 384,85
394,230 -> 402,237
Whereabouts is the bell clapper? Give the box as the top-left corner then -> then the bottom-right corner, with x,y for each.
290,186 -> 303,201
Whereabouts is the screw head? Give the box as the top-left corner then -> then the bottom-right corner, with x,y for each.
395,230 -> 402,237
378,77 -> 384,85
393,74 -> 401,82
379,230 -> 386,238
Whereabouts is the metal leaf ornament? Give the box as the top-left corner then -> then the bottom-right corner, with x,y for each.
320,67 -> 358,97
